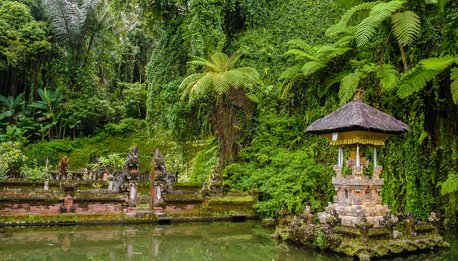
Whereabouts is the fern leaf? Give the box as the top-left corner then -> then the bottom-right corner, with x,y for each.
450,68 -> 458,104
356,0 -> 405,46
285,49 -> 318,61
316,46 -> 352,61
339,72 -> 361,105
226,51 -> 242,70
320,71 -> 350,98
326,1 -> 378,37
419,56 -> 456,71
441,173 -> 458,195
233,67 -> 261,85
302,61 -> 326,77
188,60 -> 220,72
287,39 -> 313,53
377,64 -> 399,90
397,67 -> 438,98
392,11 -> 421,47
212,73 -> 231,95
333,35 -> 355,48
279,64 -> 302,80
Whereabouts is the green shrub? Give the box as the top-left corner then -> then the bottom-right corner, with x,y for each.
104,118 -> 146,135
0,141 -> 27,176
20,164 -> 48,180
188,139 -> 218,183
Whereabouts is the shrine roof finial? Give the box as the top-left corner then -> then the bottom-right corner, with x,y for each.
354,88 -> 365,101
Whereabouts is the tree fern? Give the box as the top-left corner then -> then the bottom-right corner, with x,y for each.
339,72 -> 361,104
321,71 -> 350,98
316,46 -> 352,61
420,56 -> 457,71
285,49 -> 318,61
450,68 -> 458,104
396,67 -> 439,98
376,64 -> 399,90
279,64 -> 302,80
326,1 -> 378,37
441,173 -> 458,196
301,61 -> 326,77
355,0 -> 405,46
180,51 -> 261,104
392,11 -> 421,47
286,39 -> 314,53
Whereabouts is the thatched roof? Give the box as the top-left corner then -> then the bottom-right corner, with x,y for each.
306,100 -> 409,134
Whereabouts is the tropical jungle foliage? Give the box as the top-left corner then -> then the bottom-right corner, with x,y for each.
1,0 -> 457,227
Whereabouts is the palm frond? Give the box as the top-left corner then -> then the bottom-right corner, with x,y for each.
392,11 -> 421,47
339,72 -> 361,105
326,1 -> 378,37
397,67 -> 438,98
450,68 -> 458,104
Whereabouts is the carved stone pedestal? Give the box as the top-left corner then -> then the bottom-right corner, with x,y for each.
319,165 -> 390,228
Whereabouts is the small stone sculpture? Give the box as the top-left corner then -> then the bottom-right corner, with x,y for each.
60,173 -> 76,213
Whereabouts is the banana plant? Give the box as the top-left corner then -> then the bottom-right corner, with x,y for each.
0,93 -> 24,124
29,88 -> 64,140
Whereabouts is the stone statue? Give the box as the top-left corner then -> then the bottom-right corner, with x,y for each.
113,147 -> 140,193
152,148 -> 174,208
302,203 -> 314,225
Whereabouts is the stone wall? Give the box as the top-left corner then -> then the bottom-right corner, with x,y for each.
0,199 -> 124,215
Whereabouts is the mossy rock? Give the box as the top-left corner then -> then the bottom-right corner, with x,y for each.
414,239 -> 429,250
403,241 -> 418,252
373,244 -> 390,256
338,243 -> 358,256
387,242 -> 404,254
415,224 -> 435,233
357,250 -> 371,261
333,225 -> 360,238
208,195 -> 254,205
369,227 -> 390,238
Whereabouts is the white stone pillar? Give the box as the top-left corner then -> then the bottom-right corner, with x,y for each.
338,147 -> 343,167
356,144 -> 360,167
373,147 -> 377,168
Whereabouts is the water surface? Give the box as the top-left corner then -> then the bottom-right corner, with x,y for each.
0,221 -> 455,260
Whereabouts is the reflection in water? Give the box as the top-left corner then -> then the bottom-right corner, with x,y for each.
0,222 -> 455,261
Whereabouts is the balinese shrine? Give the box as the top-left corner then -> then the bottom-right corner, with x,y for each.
306,90 -> 409,227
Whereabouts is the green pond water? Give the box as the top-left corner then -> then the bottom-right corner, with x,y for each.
0,221 -> 456,260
